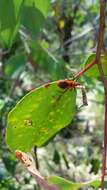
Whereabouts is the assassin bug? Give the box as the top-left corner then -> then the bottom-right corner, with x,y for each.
57,79 -> 88,107
57,79 -> 79,89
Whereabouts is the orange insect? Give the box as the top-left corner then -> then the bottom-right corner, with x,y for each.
57,79 -> 88,107
57,79 -> 79,89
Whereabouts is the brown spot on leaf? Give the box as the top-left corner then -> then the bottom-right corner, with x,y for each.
44,83 -> 50,88
24,119 -> 33,127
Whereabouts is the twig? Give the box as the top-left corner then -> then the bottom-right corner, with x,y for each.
74,59 -> 96,80
101,93 -> 107,190
95,0 -> 107,91
15,150 -> 58,190
94,1 -> 107,190
33,146 -> 39,169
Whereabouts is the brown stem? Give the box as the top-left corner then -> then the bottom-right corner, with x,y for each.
94,1 -> 107,189
74,59 -> 96,80
74,2 -> 107,189
101,92 -> 107,190
95,0 -> 107,90
28,54 -> 38,71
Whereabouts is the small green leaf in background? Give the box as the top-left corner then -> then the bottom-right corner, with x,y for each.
6,82 -> 76,151
104,181 -> 107,188
0,99 -> 5,111
4,52 -> 26,78
83,53 -> 107,78
21,0 -> 50,36
0,0 -> 50,47
0,26 -> 19,48
31,42 -> 66,80
47,175 -> 101,190
53,149 -> 60,165
0,0 -> 23,47
35,0 -> 50,18
21,6 -> 45,36
90,158 -> 100,174
0,0 -> 16,30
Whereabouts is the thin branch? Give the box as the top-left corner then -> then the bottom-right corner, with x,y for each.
74,59 -> 96,80
101,93 -> 107,190
95,0 -> 107,91
95,1 -> 107,190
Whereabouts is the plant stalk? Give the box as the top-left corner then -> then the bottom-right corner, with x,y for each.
74,59 -> 96,80
101,91 -> 107,190
95,1 -> 107,189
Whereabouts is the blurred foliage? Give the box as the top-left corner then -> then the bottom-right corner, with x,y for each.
0,0 -> 105,189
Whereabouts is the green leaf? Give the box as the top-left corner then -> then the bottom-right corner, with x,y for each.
21,6 -> 45,36
0,0 -> 50,46
24,0 -> 50,17
0,0 -> 16,30
35,0 -> 50,17
0,0 -> 23,47
104,181 -> 107,188
4,52 -> 26,77
53,150 -> 60,165
0,25 -> 19,48
83,53 -> 107,78
31,42 -> 66,80
0,99 -> 5,110
20,0 -> 50,36
47,175 -> 101,190
6,82 -> 76,151
21,4 -> 45,36
13,0 -> 23,19
102,55 -> 107,77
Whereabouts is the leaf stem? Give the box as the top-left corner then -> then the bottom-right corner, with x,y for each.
74,59 -> 96,80
74,1 -> 107,189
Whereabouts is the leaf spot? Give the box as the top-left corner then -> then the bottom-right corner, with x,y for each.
24,119 -> 33,127
40,128 -> 49,134
43,82 -> 50,88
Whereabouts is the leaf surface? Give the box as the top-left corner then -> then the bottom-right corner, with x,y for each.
6,82 -> 76,151
0,0 -> 22,47
5,52 -> 26,77
47,175 -> 100,190
83,53 -> 107,78
21,5 -> 45,36
31,42 -> 66,80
